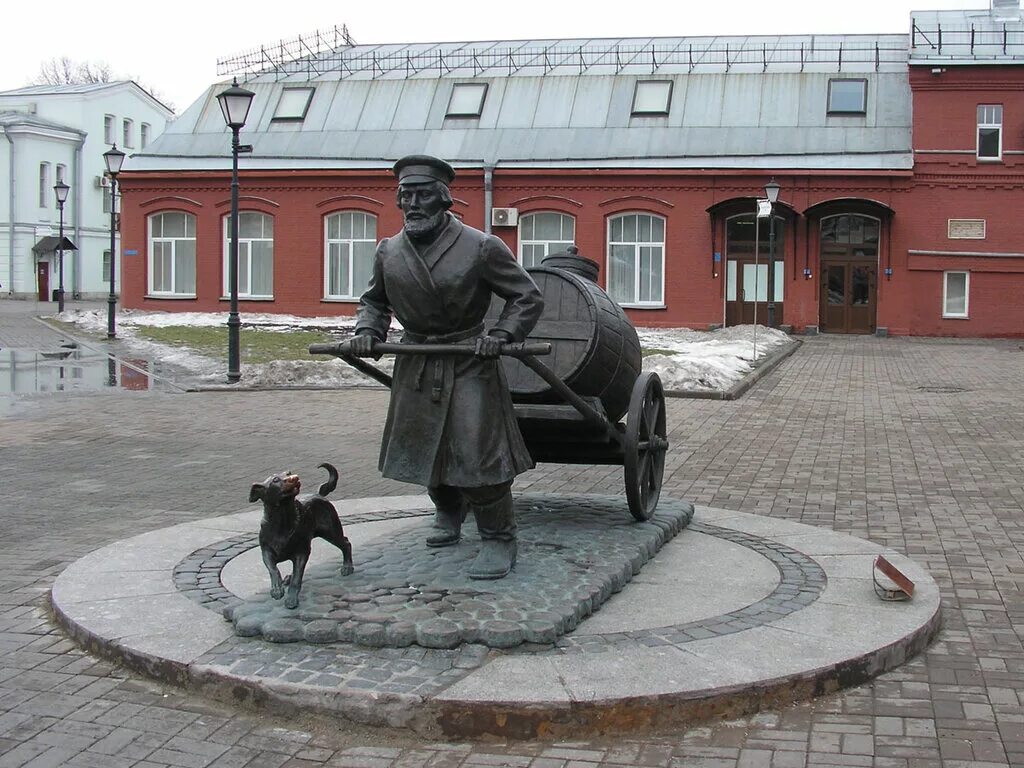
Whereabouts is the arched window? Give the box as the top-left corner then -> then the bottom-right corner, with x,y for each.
518,212 -> 575,267
222,212 -> 274,298
607,213 -> 664,306
819,214 -> 880,258
325,211 -> 377,299
148,212 -> 196,296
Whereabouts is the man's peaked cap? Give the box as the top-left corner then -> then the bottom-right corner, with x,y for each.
393,154 -> 456,186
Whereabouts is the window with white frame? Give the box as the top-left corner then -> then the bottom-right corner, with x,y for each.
56,164 -> 66,184
104,114 -> 115,144
607,213 -> 665,306
943,271 -> 969,318
141,123 -> 151,149
519,212 -> 575,268
123,118 -> 134,149
38,162 -> 50,207
325,212 -> 377,298
223,212 -> 274,298
148,212 -> 196,296
102,250 -> 112,283
102,185 -> 113,214
977,105 -> 1002,160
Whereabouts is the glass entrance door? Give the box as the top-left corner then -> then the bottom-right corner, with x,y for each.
726,260 -> 784,326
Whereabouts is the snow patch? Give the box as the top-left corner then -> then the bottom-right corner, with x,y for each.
58,308 -> 791,392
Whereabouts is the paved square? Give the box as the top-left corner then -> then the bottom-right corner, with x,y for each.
3,299 -> 1024,766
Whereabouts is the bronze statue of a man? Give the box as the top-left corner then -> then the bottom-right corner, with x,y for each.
351,155 -> 543,579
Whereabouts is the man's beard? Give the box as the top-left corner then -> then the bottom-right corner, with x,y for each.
403,209 -> 447,239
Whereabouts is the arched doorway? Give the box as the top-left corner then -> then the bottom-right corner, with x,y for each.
707,197 -> 798,328
818,214 -> 879,334
803,198 -> 894,335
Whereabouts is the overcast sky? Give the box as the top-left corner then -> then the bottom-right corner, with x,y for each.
7,0 -> 992,112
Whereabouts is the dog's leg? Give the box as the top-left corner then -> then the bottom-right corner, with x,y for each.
321,523 -> 354,576
284,552 -> 309,609
262,548 -> 285,600
319,518 -> 356,577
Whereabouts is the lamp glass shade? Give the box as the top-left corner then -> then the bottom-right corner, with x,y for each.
764,178 -> 781,204
53,180 -> 70,205
217,79 -> 255,129
103,144 -> 126,176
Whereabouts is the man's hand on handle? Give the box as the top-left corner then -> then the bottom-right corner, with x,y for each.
349,332 -> 383,359
475,331 -> 512,359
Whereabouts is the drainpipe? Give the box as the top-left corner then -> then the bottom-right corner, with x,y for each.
72,137 -> 84,298
5,130 -> 14,294
483,162 -> 495,235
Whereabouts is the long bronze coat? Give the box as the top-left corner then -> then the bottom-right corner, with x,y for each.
355,214 -> 543,488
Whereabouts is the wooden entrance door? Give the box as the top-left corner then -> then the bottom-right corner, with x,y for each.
37,262 -> 49,301
820,260 -> 876,334
725,259 -> 785,327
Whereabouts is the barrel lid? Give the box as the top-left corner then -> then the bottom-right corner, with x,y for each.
541,246 -> 600,282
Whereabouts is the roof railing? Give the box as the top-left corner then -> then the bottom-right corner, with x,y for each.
910,23 -> 1024,58
221,36 -> 909,81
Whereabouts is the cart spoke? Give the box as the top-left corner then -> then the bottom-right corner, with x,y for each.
644,397 -> 661,433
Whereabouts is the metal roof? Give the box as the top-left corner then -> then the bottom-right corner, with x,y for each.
132,33 -> 914,173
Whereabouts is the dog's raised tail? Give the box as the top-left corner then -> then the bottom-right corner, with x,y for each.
316,462 -> 339,497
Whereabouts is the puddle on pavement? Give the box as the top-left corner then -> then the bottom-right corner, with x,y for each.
0,346 -> 175,393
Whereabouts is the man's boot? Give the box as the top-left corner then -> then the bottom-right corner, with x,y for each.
467,489 -> 517,580
426,486 -> 466,548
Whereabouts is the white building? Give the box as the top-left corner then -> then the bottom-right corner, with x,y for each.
0,81 -> 173,300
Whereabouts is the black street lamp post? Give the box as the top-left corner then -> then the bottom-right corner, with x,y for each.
53,180 -> 70,312
764,178 -> 781,329
103,144 -> 126,339
216,78 -> 255,384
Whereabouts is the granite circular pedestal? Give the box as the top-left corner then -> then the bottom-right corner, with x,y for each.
51,494 -> 941,740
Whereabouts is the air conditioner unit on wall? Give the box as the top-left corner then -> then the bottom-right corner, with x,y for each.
95,175 -> 111,189
491,207 -> 518,227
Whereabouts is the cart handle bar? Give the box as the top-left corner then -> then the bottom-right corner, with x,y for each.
309,340 -> 552,358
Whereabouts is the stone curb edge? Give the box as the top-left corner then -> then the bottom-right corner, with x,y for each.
431,606 -> 942,739
48,554 -> 942,741
664,338 -> 802,401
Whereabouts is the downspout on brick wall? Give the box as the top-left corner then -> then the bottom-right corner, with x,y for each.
5,130 -> 13,293
483,163 -> 495,235
72,137 -> 84,297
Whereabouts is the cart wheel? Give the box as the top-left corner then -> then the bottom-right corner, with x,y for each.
624,371 -> 668,521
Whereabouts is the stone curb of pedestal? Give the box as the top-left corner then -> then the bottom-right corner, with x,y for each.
50,495 -> 941,740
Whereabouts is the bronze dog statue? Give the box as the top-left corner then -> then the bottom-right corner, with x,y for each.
249,462 -> 353,609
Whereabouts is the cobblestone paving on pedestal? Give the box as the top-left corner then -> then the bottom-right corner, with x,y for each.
4,301 -> 1024,767
210,495 -> 692,649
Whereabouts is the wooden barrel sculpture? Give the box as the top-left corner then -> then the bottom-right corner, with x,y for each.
490,248 -> 642,422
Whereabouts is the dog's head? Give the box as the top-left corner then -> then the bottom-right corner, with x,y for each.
249,472 -> 302,505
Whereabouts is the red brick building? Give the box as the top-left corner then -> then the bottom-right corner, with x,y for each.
119,2 -> 1024,337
